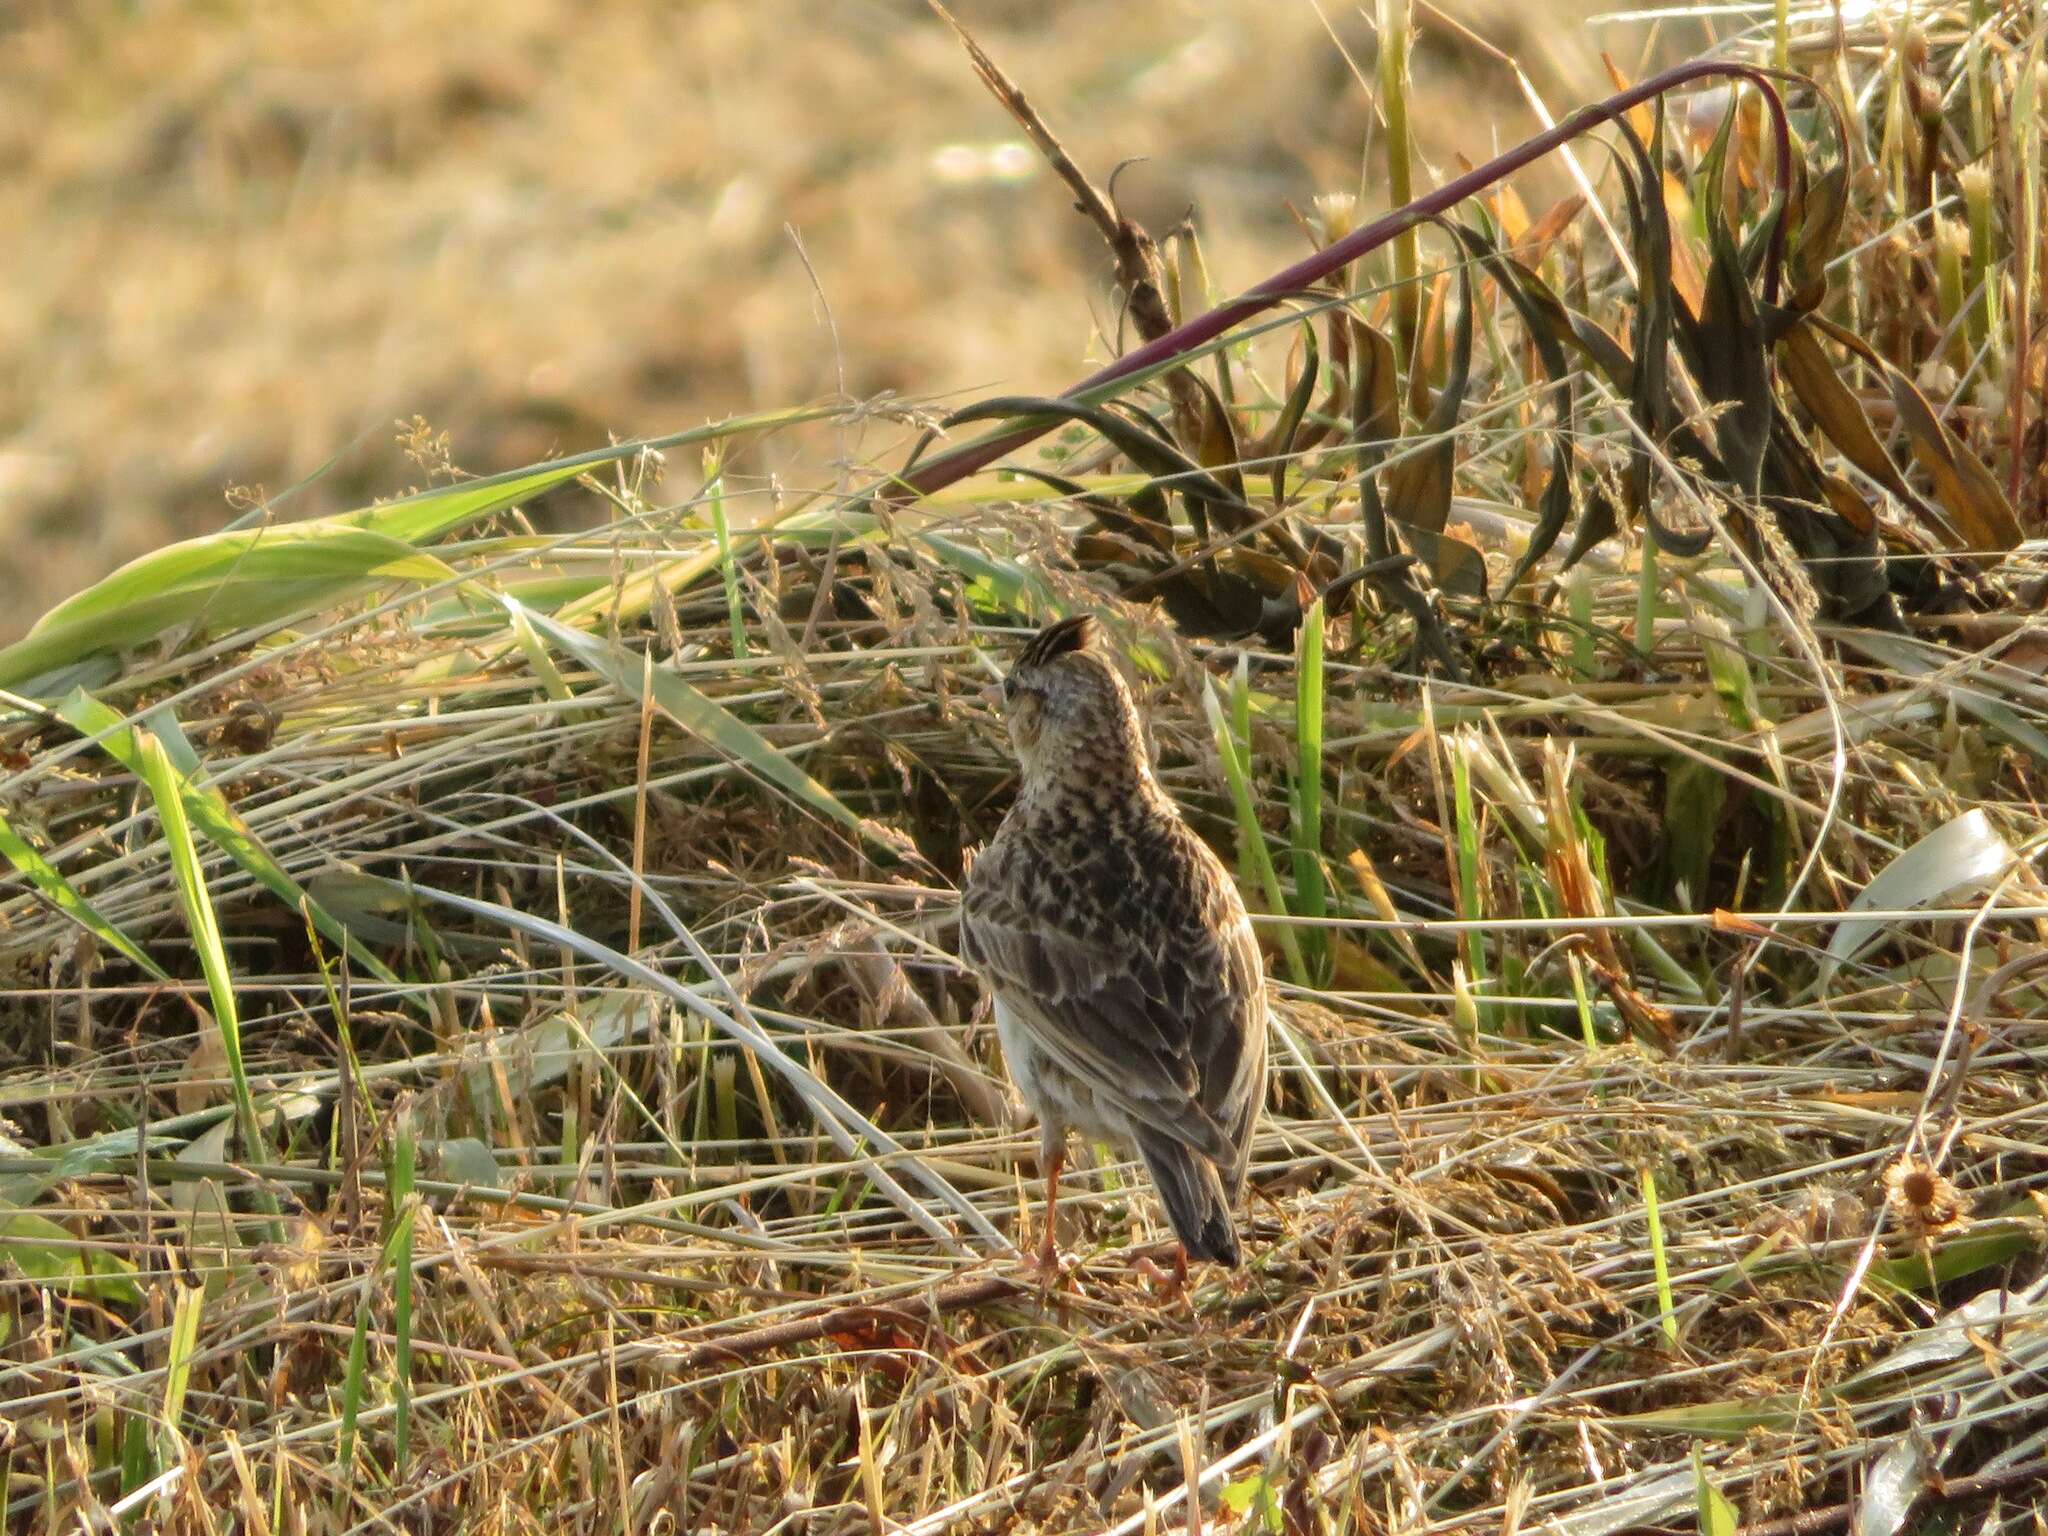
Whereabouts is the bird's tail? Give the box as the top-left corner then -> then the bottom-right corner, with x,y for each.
1133,1126 -> 1241,1267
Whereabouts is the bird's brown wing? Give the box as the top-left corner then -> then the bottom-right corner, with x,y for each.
960,823 -> 1263,1162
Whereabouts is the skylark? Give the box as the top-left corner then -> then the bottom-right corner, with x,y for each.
960,614 -> 1269,1270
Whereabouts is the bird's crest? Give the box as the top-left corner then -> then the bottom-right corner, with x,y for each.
1016,613 -> 1097,670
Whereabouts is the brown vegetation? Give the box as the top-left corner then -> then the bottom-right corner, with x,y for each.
3,3 -> 2047,1534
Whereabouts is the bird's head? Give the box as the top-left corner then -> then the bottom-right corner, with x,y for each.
986,614 -> 1149,788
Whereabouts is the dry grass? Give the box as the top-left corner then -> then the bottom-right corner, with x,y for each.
5,2 -> 2048,1534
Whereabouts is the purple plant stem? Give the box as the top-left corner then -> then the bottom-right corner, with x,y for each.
901,56 -> 1795,500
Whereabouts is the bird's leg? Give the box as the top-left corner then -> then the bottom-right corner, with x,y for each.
1034,1133 -> 1065,1276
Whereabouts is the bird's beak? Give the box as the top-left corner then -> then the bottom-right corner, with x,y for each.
978,682 -> 1004,710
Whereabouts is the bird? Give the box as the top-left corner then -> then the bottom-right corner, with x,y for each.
959,613 -> 1269,1272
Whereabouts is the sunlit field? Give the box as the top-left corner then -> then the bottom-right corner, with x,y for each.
0,0 -> 1615,627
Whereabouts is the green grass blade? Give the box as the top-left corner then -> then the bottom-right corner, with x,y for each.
4,410 -> 832,691
337,1278 -> 373,1484
705,451 -> 748,660
1694,1446 -> 1739,1536
1449,736 -> 1487,1007
0,809 -> 167,980
134,729 -> 279,1239
1293,598 -> 1328,980
390,1106 -> 417,1472
0,1205 -> 142,1305
0,527 -> 462,690
337,1193 -> 422,1486
1643,1165 -> 1679,1345
1376,0 -> 1420,375
505,602 -> 578,707
354,405 -> 841,546
1567,951 -> 1599,1052
1634,533 -> 1660,658
1203,678 -> 1307,984
914,534 -> 1059,618
514,599 -> 875,846
119,1411 -> 151,1498
1617,1397 -> 1801,1436
58,690 -> 409,999
1567,566 -> 1596,679
160,1284 -> 204,1464
1230,654 -> 1257,892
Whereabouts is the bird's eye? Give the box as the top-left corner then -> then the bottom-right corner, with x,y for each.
1002,676 -> 1017,700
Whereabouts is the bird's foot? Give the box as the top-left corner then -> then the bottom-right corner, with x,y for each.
1132,1245 -> 1191,1303
1019,1241 -> 1081,1298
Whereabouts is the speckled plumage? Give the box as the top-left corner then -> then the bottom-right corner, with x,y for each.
960,615 -> 1268,1267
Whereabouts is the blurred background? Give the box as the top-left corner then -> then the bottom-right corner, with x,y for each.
1,0 -> 1648,638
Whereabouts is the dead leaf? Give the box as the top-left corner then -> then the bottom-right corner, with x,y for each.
1524,192 -> 1586,254
1778,324 -> 1921,510
178,1018 -> 229,1116
1886,366 -> 2023,552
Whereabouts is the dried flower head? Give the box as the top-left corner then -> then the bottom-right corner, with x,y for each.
1934,215 -> 1970,263
1313,192 -> 1358,244
1883,1155 -> 1970,1233
1752,1183 -> 1869,1247
1916,358 -> 1959,399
